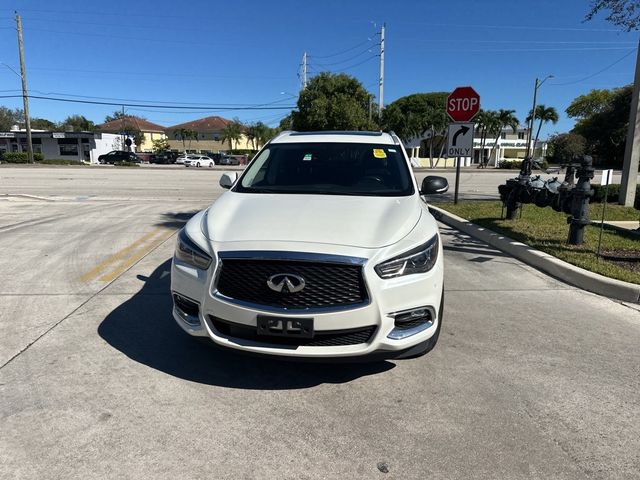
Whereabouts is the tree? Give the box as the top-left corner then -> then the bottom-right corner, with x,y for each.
566,89 -> 614,118
0,107 -> 24,131
127,129 -> 145,149
473,110 -> 496,168
278,114 -> 293,132
61,115 -> 96,132
30,118 -> 58,130
291,73 -> 376,131
173,128 -> 198,151
104,110 -> 126,123
585,0 -> 640,31
488,109 -> 520,164
526,105 -> 559,155
104,111 -> 147,123
152,138 -> 171,152
549,133 -> 587,162
220,120 -> 243,150
567,84 -> 631,165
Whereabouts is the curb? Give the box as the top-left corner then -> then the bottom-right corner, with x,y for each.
429,205 -> 640,304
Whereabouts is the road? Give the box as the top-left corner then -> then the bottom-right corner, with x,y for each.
1,166 -> 639,479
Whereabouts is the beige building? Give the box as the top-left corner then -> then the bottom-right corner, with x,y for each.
97,116 -> 167,152
165,116 -> 251,153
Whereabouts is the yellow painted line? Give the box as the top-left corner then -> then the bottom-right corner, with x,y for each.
79,228 -> 165,282
97,228 -> 176,282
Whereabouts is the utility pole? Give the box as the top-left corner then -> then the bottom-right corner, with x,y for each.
378,23 -> 385,118
15,12 -> 33,163
620,39 -> 640,207
121,105 -> 126,151
525,77 -> 538,160
302,51 -> 308,89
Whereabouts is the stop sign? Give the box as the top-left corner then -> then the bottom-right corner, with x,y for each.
447,87 -> 480,122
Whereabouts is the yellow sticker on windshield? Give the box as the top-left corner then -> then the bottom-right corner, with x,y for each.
373,149 -> 387,159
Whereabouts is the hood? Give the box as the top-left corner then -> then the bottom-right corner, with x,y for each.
203,192 -> 422,249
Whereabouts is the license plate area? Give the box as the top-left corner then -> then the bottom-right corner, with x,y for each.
257,315 -> 314,339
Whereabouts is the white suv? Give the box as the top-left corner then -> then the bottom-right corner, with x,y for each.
171,131 -> 448,360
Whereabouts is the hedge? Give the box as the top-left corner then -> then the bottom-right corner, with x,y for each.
591,183 -> 640,209
0,152 -> 45,163
498,159 -> 549,170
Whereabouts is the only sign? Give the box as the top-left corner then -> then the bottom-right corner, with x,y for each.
447,87 -> 480,123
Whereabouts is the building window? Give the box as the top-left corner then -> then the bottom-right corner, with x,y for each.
518,132 -> 525,140
214,135 -> 220,141
58,138 -> 79,156
500,132 -> 506,139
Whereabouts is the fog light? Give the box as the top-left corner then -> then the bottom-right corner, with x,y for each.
387,306 -> 435,340
173,293 -> 201,326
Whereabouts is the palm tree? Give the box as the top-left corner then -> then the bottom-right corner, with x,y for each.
474,110 -> 494,168
526,105 -> 559,156
173,128 -> 197,152
488,109 -> 519,166
220,121 -> 243,150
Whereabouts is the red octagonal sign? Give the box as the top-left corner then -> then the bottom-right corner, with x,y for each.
447,86 -> 480,122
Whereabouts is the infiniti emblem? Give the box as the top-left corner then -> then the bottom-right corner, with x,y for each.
267,273 -> 306,293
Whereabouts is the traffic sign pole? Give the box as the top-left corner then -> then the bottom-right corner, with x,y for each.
447,87 -> 480,205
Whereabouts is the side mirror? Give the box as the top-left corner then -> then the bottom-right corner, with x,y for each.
420,176 -> 449,195
219,171 -> 238,189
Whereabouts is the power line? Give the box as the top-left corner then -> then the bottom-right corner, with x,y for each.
549,49 -> 637,86
310,45 -> 377,67
23,90 -> 297,107
0,95 -> 296,110
310,55 -> 378,74
310,38 -> 374,59
393,21 -> 623,32
27,66 -> 290,80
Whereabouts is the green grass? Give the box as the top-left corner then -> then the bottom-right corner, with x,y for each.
432,201 -> 640,284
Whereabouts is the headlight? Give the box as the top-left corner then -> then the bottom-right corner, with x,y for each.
175,229 -> 212,270
375,235 -> 439,279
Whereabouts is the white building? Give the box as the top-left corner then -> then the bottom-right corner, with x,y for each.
404,126 -> 548,168
0,130 -> 121,163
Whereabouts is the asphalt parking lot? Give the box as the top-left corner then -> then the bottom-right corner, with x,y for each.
1,166 -> 639,479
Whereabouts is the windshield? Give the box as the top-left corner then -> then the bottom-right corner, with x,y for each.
236,142 -> 414,196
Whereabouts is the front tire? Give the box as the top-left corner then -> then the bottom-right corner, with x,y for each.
196,162 -> 201,168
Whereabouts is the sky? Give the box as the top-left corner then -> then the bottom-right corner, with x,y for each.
0,0 -> 638,139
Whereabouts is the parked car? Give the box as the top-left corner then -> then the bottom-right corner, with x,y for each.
171,130 -> 449,360
184,155 -> 215,168
175,155 -> 191,165
218,155 -> 240,165
150,152 -> 177,164
98,150 -> 141,164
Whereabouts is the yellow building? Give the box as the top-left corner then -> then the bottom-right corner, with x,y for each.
166,116 -> 252,153
97,116 -> 167,152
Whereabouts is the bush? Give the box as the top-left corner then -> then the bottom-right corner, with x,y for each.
591,183 -> 640,209
115,161 -> 140,167
498,160 -> 522,169
2,152 -> 45,163
498,159 -> 548,170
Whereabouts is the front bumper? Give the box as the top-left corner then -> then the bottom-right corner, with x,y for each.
170,247 -> 444,359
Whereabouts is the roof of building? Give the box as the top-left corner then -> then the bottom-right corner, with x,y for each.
97,116 -> 165,133
166,116 -> 231,133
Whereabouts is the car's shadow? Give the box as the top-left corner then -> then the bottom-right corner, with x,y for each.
98,259 -> 395,390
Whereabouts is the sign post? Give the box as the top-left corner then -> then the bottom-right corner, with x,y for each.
596,169 -> 613,259
447,87 -> 480,204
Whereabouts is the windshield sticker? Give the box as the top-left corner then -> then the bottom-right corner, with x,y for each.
373,149 -> 387,159
388,148 -> 396,152
303,153 -> 312,161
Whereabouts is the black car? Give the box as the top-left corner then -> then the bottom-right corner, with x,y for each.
150,152 -> 178,164
98,150 -> 141,164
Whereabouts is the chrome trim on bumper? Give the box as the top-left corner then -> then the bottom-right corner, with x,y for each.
386,305 -> 437,340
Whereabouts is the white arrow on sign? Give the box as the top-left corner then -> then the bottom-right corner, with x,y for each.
447,123 -> 474,158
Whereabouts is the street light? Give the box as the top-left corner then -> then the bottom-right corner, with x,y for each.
525,74 -> 554,161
